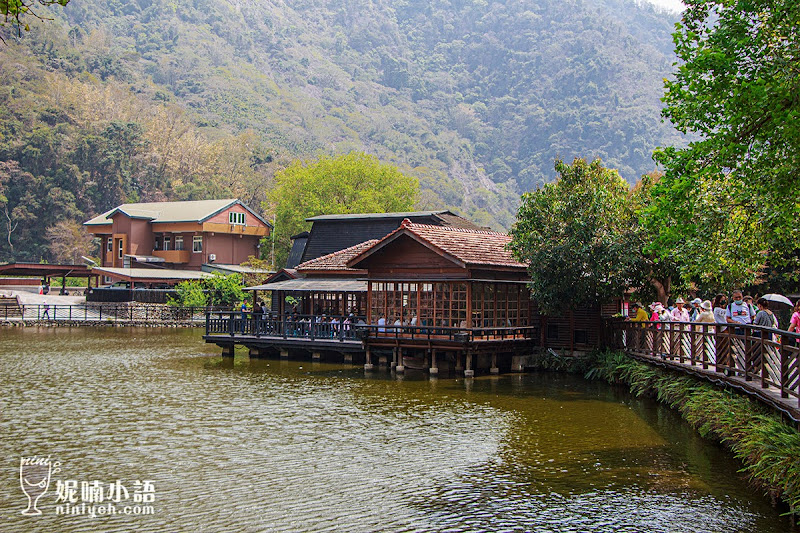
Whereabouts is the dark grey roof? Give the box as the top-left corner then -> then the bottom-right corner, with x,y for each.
305,210 -> 452,222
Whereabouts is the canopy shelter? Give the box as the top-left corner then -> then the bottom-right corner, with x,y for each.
0,262 -> 99,293
93,266 -> 213,287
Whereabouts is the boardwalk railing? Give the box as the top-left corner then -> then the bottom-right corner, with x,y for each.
205,312 -> 539,344
1,303 -> 233,323
206,313 -> 366,342
608,319 -> 800,411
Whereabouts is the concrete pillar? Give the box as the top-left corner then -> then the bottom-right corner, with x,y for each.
429,349 -> 438,376
280,349 -> 289,359
464,351 -> 474,378
391,347 -> 397,370
312,351 -> 321,360
455,352 -> 464,372
364,348 -> 374,371
221,345 -> 234,358
396,348 -> 405,373
490,353 -> 499,374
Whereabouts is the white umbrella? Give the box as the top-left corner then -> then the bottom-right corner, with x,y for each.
761,293 -> 793,308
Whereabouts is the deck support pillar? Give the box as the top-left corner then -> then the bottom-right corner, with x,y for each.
396,347 -> 405,373
249,347 -> 260,359
280,349 -> 289,359
429,349 -> 438,375
343,353 -> 353,363
490,353 -> 499,374
364,348 -> 374,371
464,351 -> 474,378
221,345 -> 234,358
312,351 -> 321,360
455,353 -> 464,372
391,348 -> 397,370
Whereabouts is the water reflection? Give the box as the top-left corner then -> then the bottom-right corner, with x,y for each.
0,327 -> 793,532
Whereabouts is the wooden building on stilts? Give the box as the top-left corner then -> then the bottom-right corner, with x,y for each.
204,214 -> 612,375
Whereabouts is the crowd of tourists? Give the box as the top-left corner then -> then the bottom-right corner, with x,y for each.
628,289 -> 800,334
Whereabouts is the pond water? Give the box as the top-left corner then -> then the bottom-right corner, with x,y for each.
0,327 -> 793,532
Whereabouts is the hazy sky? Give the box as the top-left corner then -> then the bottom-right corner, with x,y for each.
643,0 -> 684,12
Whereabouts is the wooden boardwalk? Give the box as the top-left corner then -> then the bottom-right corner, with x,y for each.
609,320 -> 800,421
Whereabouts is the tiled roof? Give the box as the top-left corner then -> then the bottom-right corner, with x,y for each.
353,220 -> 526,269
296,240 -> 379,271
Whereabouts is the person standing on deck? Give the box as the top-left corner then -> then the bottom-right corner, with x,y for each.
788,300 -> 800,344
377,314 -> 386,333
712,294 -> 728,326
690,298 -> 703,321
726,290 -> 755,334
671,298 -> 690,322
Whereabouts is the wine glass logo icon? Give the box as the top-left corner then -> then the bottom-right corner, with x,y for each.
20,455 -> 60,516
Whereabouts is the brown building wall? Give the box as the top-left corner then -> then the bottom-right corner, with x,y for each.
204,233 -> 260,265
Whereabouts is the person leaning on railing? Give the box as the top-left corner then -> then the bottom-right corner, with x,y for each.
628,302 -> 649,324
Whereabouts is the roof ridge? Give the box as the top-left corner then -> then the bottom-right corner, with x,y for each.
406,221 -> 509,237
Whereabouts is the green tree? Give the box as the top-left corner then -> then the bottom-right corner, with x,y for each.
266,152 -> 418,267
509,159 -> 644,313
651,0 -> 800,288
0,0 -> 69,36
167,280 -> 208,308
204,273 -> 245,308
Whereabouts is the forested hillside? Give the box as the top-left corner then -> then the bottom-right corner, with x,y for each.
0,0 -> 682,262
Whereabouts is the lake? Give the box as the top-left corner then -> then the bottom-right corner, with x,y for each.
0,327 -> 792,532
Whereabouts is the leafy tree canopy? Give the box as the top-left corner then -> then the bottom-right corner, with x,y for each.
650,0 -> 800,289
509,158 -> 644,313
0,0 -> 68,35
266,152 -> 418,266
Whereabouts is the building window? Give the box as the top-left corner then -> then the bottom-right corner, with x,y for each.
175,236 -> 184,251
163,236 -> 171,251
107,238 -> 113,253
117,239 -> 123,259
193,235 -> 203,253
228,212 -> 246,225
104,276 -> 112,284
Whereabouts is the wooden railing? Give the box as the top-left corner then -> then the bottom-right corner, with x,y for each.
205,313 -> 539,344
608,320 -> 800,410
205,313 -> 366,342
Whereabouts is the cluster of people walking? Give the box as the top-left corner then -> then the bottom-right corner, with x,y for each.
629,289 -> 800,334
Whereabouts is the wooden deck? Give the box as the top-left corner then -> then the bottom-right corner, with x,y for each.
609,320 -> 800,421
204,313 -> 540,372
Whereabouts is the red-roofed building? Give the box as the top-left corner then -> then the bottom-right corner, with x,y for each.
206,214 -> 607,375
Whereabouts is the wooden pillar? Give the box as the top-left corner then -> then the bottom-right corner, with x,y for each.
490,353 -> 499,374
364,348 -> 374,371
391,347 -> 397,370
464,350 -> 474,378
429,349 -> 438,375
455,351 -> 464,372
221,345 -> 234,358
396,347 -> 405,373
